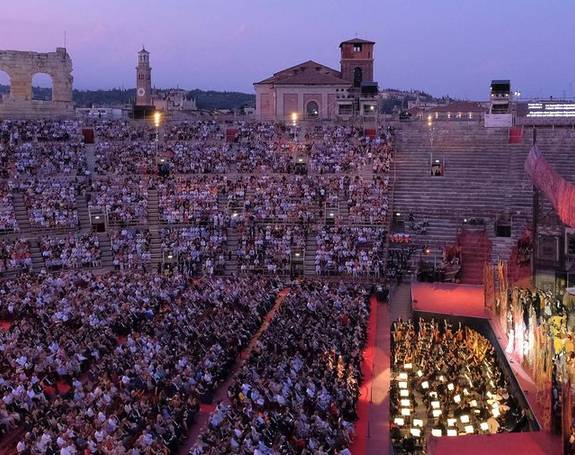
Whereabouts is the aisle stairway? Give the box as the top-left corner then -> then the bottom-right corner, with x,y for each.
12,193 -> 30,232
97,233 -> 114,269
458,230 -> 492,285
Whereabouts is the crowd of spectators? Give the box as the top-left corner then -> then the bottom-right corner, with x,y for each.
192,280 -> 368,454
90,176 -> 148,225
0,186 -> 18,232
94,142 -> 157,175
14,178 -> 80,229
0,120 -> 79,144
12,142 -> 88,176
0,238 -> 32,273
110,228 -> 151,270
236,224 -> 305,274
315,226 -> 386,276
0,272 -> 280,454
161,226 -> 227,275
39,233 -> 101,269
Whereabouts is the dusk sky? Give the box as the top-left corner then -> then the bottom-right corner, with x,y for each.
1,0 -> 574,100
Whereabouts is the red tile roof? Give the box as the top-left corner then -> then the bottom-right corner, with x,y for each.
255,60 -> 350,86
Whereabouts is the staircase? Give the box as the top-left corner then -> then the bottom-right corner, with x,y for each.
458,229 -> 492,285
97,233 -> 114,269
149,228 -> 162,267
303,232 -> 316,276
29,239 -> 45,271
76,194 -> 91,231
147,188 -> 160,225
225,228 -> 239,276
12,193 -> 30,232
85,144 -> 97,175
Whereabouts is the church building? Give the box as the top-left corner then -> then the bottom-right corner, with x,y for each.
254,38 -> 378,122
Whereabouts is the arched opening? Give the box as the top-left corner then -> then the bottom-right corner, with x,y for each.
306,101 -> 319,119
0,70 -> 10,103
31,73 -> 53,101
353,67 -> 363,88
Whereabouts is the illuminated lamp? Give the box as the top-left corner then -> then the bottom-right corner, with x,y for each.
464,425 -> 474,434
416,370 -> 423,378
480,422 -> 489,431
447,429 -> 457,437
153,111 -> 162,128
94,216 -> 100,220
398,372 -> 408,380
291,112 -> 298,123
295,252 -> 300,257
401,408 -> 411,416
394,417 -> 405,426
398,381 -> 408,389
329,213 -> 334,217
404,363 -> 413,370
410,428 -> 421,437
431,401 -> 440,409
447,383 -> 454,391
400,399 -> 410,407
400,390 -> 409,397
431,429 -> 443,437
413,419 -> 423,427
298,158 -> 304,162
453,394 -> 461,403
447,418 -> 457,427
396,212 -> 401,217
460,415 -> 470,424
167,254 -> 173,259
432,409 -> 442,417
232,213 -> 238,218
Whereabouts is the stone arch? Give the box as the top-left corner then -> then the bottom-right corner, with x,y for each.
0,47 -> 73,118
306,100 -> 319,119
31,72 -> 54,101
0,69 -> 10,103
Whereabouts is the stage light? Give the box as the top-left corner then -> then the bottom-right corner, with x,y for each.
454,394 -> 461,403
464,218 -> 468,223
460,415 -> 470,423
410,428 -> 421,437
291,112 -> 298,123
401,408 -> 411,416
153,111 -> 162,128
447,418 -> 457,427
431,401 -> 440,409
298,158 -> 303,162
465,425 -> 475,434
413,419 -> 423,427
432,409 -> 442,417
431,429 -> 443,437
396,212 -> 401,216
394,417 -> 405,426
167,254 -> 173,259
447,429 -> 457,437
399,381 -> 408,389
329,212 -> 334,217
400,399 -> 410,407
447,383 -> 454,391
398,372 -> 408,380
295,252 -> 300,257
480,422 -> 489,431
94,216 -> 100,220
400,390 -> 409,397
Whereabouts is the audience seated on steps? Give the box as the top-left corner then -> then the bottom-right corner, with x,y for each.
110,228 -> 151,270
40,233 -> 101,269
0,239 -> 32,273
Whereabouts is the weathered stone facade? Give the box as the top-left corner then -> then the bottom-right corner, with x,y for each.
0,48 -> 74,119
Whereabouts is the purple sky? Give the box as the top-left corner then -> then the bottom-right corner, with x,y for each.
1,0 -> 574,99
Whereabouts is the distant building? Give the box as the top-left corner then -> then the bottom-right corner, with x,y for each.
153,89 -> 197,112
254,38 -> 378,122
135,48 -> 152,107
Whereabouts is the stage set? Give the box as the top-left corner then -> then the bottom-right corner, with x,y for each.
402,282 -> 562,455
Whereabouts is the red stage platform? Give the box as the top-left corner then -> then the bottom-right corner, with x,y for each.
411,282 -> 487,319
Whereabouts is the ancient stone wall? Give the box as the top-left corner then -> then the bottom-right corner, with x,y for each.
0,48 -> 74,119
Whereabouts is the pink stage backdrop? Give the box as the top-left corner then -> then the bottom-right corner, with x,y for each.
525,145 -> 575,228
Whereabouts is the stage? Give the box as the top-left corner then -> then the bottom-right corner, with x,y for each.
409,282 -> 562,455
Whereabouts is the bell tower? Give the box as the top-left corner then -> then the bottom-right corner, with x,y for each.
339,38 -> 375,88
136,47 -> 152,106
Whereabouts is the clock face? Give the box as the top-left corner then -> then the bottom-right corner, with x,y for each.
137,88 -> 145,97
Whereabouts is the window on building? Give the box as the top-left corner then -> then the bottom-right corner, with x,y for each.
353,67 -> 363,88
566,230 -> 575,256
353,44 -> 362,52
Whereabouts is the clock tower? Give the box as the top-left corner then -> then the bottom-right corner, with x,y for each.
136,47 -> 152,106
